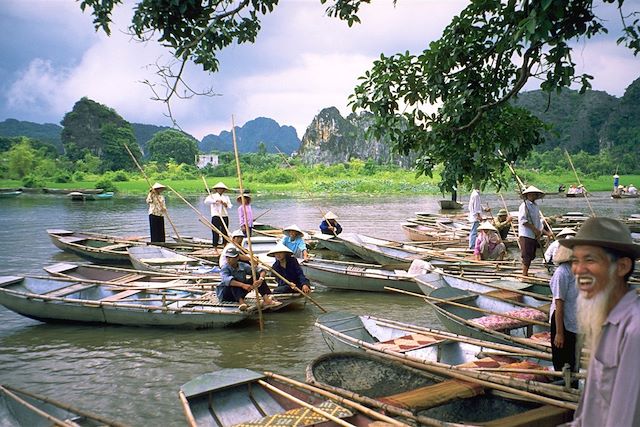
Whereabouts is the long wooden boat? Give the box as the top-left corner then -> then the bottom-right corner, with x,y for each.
400,223 -> 468,243
0,190 -> 22,198
44,188 -> 104,195
68,191 -> 114,201
312,233 -> 360,257
47,229 -> 217,264
0,384 -> 127,427
44,262 -> 304,311
611,192 -> 639,199
301,258 -> 422,293
424,287 -> 551,352
306,352 -> 573,426
0,275 -> 253,328
339,233 -> 430,265
178,368 -> 397,427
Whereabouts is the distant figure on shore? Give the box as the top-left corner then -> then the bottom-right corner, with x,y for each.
628,184 -> 638,195
237,192 -> 253,237
567,184 -> 579,195
492,208 -> 512,240
319,211 -> 342,236
558,184 -> 565,193
146,182 -> 167,243
473,222 -> 506,261
204,181 -> 232,248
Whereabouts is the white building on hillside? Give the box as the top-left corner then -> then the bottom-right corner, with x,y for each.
196,154 -> 219,168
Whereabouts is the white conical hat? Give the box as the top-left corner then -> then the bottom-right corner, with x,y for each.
522,185 -> 545,195
230,229 -> 245,238
283,224 -> 303,234
323,211 -> 338,220
266,243 -> 293,257
212,182 -> 228,190
477,222 -> 498,232
151,182 -> 166,190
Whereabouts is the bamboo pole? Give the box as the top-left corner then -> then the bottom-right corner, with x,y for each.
177,390 -> 197,427
123,143 -> 181,240
564,149 -> 596,217
0,385 -> 76,427
462,366 -> 585,379
229,116 -> 264,331
262,373 -> 409,426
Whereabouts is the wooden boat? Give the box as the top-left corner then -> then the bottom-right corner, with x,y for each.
43,262 -> 305,311
178,368 -> 397,427
424,286 -> 551,352
47,229 -> 216,264
439,199 -> 463,210
68,191 -> 115,201
611,192 -> 639,199
128,245 -> 217,275
305,352 -> 573,426
44,188 -> 104,195
312,233 -> 359,257
0,190 -> 22,198
0,275 -> 254,328
0,384 -> 126,427
401,223 -> 468,243
301,258 -> 422,293
339,233 -> 431,265
315,311 -> 552,367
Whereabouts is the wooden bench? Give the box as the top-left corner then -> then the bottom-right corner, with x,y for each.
45,283 -> 97,298
108,273 -> 147,284
99,243 -> 130,251
100,289 -> 141,302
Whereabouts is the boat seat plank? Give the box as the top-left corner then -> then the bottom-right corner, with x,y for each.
379,379 -> 484,410
373,333 -> 445,353
139,257 -> 195,264
209,385 -> 281,427
100,289 -> 141,302
483,289 -> 523,302
109,274 -> 147,284
100,243 -> 130,251
189,399 -> 220,427
45,282 -> 97,297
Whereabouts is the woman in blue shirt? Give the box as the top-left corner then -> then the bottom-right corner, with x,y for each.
281,224 -> 309,260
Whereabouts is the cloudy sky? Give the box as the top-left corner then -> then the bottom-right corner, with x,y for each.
1,1 -> 638,140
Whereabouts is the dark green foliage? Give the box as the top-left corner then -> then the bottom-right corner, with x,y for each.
94,177 -> 117,192
53,172 -> 73,183
147,129 -> 199,165
0,119 -> 63,152
99,124 -> 140,172
131,122 -> 176,153
21,175 -> 45,188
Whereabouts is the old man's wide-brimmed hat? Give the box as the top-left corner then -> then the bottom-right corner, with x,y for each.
560,217 -> 640,260
266,243 -> 293,257
522,186 -> 545,196
477,222 -> 498,232
323,211 -> 338,220
212,182 -> 228,190
151,182 -> 166,190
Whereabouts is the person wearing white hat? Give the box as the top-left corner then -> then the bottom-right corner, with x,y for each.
319,211 -> 342,236
204,181 -> 232,248
146,182 -> 167,242
268,243 -> 311,294
218,247 -> 275,309
518,185 -> 552,276
219,229 -> 248,268
473,222 -> 506,261
628,183 -> 637,195
281,224 -> 309,261
236,192 -> 253,236
544,227 -> 577,265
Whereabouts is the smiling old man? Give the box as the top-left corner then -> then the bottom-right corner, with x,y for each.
560,217 -> 640,427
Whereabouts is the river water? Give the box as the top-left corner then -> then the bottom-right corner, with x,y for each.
0,191 -> 637,426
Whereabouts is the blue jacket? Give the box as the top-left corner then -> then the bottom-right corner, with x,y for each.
319,219 -> 342,235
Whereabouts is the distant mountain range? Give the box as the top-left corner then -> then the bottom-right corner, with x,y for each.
199,117 -> 299,154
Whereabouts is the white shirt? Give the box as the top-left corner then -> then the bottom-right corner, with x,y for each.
518,200 -> 543,239
204,192 -> 232,217
467,189 -> 482,223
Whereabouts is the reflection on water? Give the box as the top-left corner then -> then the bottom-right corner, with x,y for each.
0,192 -> 637,425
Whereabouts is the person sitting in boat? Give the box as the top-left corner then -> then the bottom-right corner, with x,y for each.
218,247 -> 276,310
628,184 -> 638,195
576,184 -> 586,194
473,222 -> 506,261
319,211 -> 342,236
268,243 -> 311,294
146,182 -> 167,243
558,184 -> 565,193
544,227 -> 576,265
219,229 -> 250,268
492,208 -> 512,240
567,184 -> 578,195
280,224 -> 309,261
237,192 -> 253,237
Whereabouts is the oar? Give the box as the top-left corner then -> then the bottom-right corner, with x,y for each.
253,208 -> 272,222
178,390 -> 197,427
124,143 -> 181,240
564,149 -> 596,217
262,373 -> 408,426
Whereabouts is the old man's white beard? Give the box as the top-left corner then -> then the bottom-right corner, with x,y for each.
576,265 -> 618,351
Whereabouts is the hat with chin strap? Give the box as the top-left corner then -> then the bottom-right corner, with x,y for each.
560,217 -> 640,260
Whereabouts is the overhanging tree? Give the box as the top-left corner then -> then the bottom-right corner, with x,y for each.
79,0 -> 640,190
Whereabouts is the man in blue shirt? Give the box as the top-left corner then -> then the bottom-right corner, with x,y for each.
218,247 -> 275,309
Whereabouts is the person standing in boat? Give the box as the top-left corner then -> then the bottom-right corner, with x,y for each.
280,224 -> 309,261
517,186 -> 551,276
146,182 -> 167,243
548,245 -> 578,373
237,192 -> 253,237
560,217 -> 640,426
268,243 -> 311,294
204,181 -> 232,248
473,222 -> 506,261
319,211 -> 342,236
492,208 -> 512,240
218,247 -> 276,310
467,183 -> 484,249
544,227 -> 576,265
